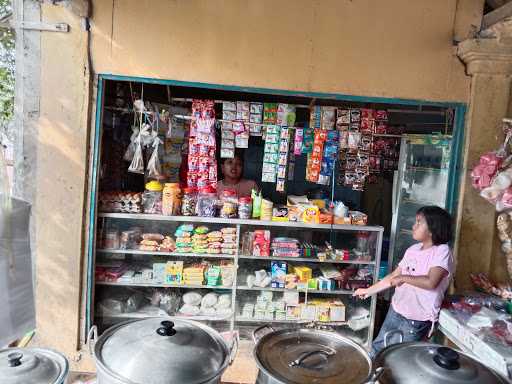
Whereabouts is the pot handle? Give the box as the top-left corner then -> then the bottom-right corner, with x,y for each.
384,329 -> 403,348
367,367 -> 385,384
87,325 -> 98,356
289,349 -> 335,367
252,324 -> 275,344
228,333 -> 239,365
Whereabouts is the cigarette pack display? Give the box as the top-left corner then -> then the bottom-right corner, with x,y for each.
250,113 -> 262,124
223,101 -> 236,111
250,102 -> 263,114
222,110 -> 236,121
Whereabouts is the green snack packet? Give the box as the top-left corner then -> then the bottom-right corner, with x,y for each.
252,189 -> 262,218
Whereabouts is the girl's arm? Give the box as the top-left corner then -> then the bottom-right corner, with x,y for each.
353,267 -> 402,298
390,266 -> 448,290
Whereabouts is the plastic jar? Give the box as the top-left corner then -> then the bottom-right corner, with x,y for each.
238,197 -> 252,219
104,230 -> 120,249
181,187 -> 197,216
143,181 -> 163,214
162,183 -> 181,216
220,189 -> 238,219
196,186 -> 217,217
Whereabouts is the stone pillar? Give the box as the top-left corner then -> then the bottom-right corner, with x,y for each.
456,32 -> 512,290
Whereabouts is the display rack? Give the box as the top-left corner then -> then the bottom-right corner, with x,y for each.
94,213 -> 383,348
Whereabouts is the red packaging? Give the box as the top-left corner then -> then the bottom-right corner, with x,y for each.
375,110 -> 388,120
361,109 -> 375,119
374,121 -> 388,134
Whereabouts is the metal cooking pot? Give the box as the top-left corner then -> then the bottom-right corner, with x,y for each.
0,347 -> 69,384
373,330 -> 511,384
252,324 -> 380,384
88,317 -> 238,384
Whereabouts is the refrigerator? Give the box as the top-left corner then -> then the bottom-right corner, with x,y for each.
388,134 -> 452,272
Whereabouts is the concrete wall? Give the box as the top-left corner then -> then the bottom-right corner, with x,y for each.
91,0 -> 471,102
30,0 -> 485,372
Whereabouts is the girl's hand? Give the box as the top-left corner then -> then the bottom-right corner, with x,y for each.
390,275 -> 405,287
353,288 -> 369,299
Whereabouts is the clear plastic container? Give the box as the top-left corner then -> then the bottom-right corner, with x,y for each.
196,186 -> 217,217
142,191 -> 162,214
143,180 -> 163,214
181,187 -> 197,216
238,196 -> 253,219
104,230 -> 120,249
220,189 -> 238,218
162,183 -> 181,216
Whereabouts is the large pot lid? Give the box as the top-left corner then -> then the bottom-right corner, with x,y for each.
254,328 -> 371,384
94,317 -> 230,384
374,342 -> 510,384
0,347 -> 69,384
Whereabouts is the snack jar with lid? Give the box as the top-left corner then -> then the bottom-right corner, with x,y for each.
196,186 -> 218,217
181,187 -> 197,216
162,183 -> 181,216
220,189 -> 238,219
238,197 -> 253,219
142,181 -> 163,214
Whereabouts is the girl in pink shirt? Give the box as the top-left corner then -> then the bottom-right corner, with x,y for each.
354,206 -> 453,356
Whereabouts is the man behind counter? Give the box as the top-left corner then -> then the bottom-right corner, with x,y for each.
217,150 -> 258,198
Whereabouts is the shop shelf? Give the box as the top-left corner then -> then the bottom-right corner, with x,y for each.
235,318 -> 348,326
96,248 -> 235,259
98,212 -> 384,232
236,286 -> 354,295
95,312 -> 233,322
406,166 -> 447,173
96,281 -> 233,290
238,255 -> 375,265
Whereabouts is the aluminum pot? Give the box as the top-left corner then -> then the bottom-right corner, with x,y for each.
0,347 -> 69,384
373,330 -> 511,384
252,325 -> 381,384
88,317 -> 238,384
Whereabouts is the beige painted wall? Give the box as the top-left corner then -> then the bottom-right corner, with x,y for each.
31,3 -> 91,368
30,0 -> 485,373
91,0 -> 471,102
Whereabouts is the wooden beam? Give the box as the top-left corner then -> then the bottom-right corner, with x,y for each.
482,1 -> 512,29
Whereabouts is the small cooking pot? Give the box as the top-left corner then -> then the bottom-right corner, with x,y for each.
88,317 -> 238,384
0,347 -> 69,384
373,330 -> 511,383
251,324 -> 382,384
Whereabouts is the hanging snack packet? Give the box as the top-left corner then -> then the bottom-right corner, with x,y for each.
294,128 -> 304,155
348,132 -> 361,153
223,101 -> 236,112
337,109 -> 350,126
310,106 -> 321,129
263,103 -> 278,124
359,135 -> 372,152
302,129 -> 315,154
321,107 -> 336,130
375,110 -> 388,120
350,109 -> 361,123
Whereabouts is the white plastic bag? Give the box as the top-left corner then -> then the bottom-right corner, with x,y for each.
0,149 -> 35,346
128,123 -> 150,174
147,137 -> 162,178
200,292 -> 218,308
182,291 -> 202,306
123,125 -> 139,162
